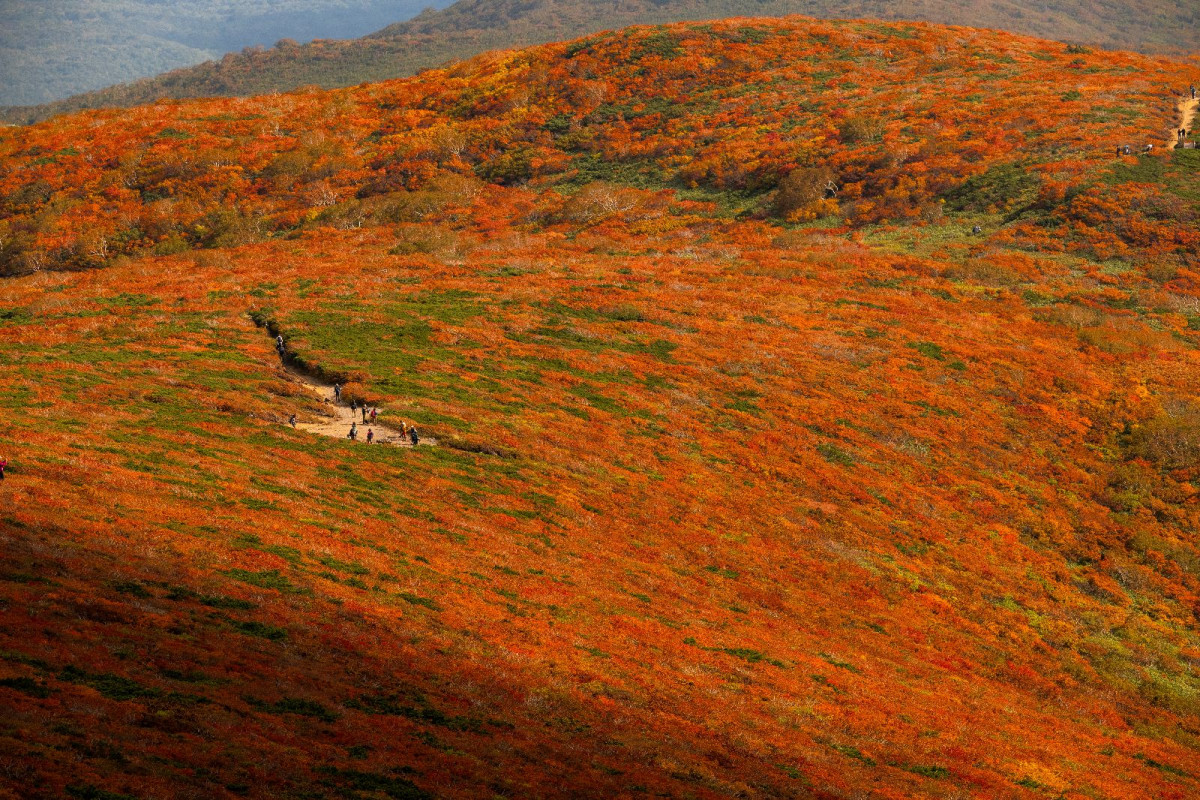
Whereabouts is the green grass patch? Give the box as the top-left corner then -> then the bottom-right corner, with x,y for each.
817,442 -> 856,466
250,696 -> 338,723
943,163 -> 1040,213
233,533 -> 303,563
1134,753 -> 1189,778
223,569 -> 310,595
348,693 -> 483,732
398,592 -> 442,611
66,786 -> 138,800
166,585 -> 256,609
59,666 -> 159,701
908,341 -> 945,360
316,767 -> 432,800
318,555 -> 369,575
230,620 -> 289,641
110,579 -> 152,598
0,676 -> 52,698
821,654 -> 861,674
830,743 -> 875,766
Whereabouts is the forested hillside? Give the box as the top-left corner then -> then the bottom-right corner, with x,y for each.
1,17 -> 1200,799
0,0 -> 442,107
4,0 -> 1198,123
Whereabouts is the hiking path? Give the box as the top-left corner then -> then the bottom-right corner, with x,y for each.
284,365 -> 435,448
1169,96 -> 1198,149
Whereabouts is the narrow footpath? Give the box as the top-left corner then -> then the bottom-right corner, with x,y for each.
284,365 -> 435,448
1169,96 -> 1198,149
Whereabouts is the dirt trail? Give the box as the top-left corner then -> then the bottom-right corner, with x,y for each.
284,366 -> 435,448
1169,96 -> 1198,149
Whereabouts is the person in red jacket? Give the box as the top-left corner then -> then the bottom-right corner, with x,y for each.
0,457 -> 7,480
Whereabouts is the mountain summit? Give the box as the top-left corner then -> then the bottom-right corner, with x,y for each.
3,0 -> 1198,123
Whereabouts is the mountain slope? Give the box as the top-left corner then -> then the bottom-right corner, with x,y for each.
1,17 -> 1200,799
0,0 -> 443,107
3,0 -> 1198,123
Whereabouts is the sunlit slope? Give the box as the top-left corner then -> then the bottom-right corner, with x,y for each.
1,18 -> 1192,276
4,0 -> 1198,123
1,18 -> 1199,800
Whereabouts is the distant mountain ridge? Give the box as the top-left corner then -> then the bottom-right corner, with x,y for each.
3,0 -> 1198,123
0,0 -> 442,107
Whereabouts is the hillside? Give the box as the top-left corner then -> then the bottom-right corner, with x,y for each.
0,0 -> 442,107
4,0 -> 1199,124
2,17 -> 1200,799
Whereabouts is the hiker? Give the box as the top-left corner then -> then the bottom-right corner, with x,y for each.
333,383 -> 341,403
399,421 -> 407,437
1122,144 -> 1131,155
348,422 -> 357,441
350,399 -> 357,415
972,224 -> 982,235
0,457 -> 6,480
361,405 -> 368,423
409,426 -> 419,446
366,428 -> 374,444
370,407 -> 377,424
1192,85 -> 1196,100
289,414 -> 297,428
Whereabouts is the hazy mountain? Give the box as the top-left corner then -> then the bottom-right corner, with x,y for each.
0,0 -> 449,106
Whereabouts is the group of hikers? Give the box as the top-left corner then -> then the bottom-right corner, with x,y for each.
286,385 -> 419,446
344,419 -> 419,446
1172,84 -> 1196,147
274,334 -> 422,448
1117,86 -> 1196,155
332,382 -> 420,447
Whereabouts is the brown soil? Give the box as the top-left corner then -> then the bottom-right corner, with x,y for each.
284,365 -> 434,448
1169,96 -> 1198,149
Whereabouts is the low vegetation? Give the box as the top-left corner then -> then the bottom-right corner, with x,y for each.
4,0 -> 1199,123
0,17 -> 1198,799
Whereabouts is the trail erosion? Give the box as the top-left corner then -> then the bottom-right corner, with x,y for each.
1169,95 -> 1198,149
250,311 -> 434,447
284,366 -> 435,447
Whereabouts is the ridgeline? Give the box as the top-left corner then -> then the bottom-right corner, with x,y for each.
3,0 -> 1198,124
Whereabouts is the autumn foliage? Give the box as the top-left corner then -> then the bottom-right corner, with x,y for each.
0,16 -> 1199,800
